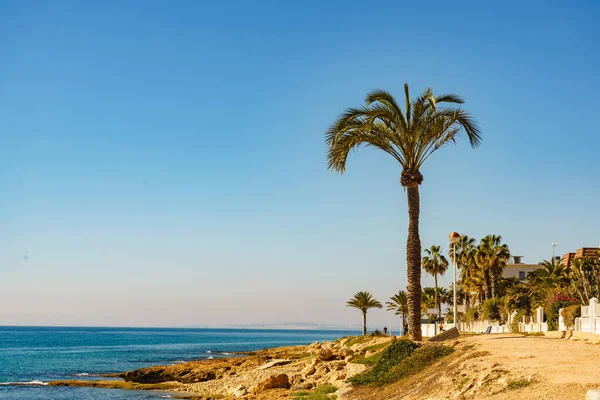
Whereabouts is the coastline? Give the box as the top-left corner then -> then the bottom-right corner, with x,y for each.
47,335 -> 384,399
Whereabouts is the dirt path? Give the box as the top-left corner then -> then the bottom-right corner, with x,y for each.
347,334 -> 600,400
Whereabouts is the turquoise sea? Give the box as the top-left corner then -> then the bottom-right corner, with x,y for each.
0,326 -> 357,399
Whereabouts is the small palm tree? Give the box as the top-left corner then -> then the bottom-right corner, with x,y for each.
386,290 -> 409,335
326,85 -> 481,340
422,245 -> 449,318
346,291 -> 383,336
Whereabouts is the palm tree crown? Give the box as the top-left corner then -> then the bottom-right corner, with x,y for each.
346,291 -> 383,336
327,85 -> 481,340
386,290 -> 409,335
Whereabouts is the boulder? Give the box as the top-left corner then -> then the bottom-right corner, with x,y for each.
345,363 -> 368,378
251,374 -> 290,394
428,327 -> 460,342
292,381 -> 315,391
301,365 -> 316,376
318,348 -> 334,361
339,347 -> 354,357
586,389 -> 600,400
229,385 -> 248,397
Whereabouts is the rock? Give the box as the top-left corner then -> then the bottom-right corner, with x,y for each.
292,381 -> 315,390
301,365 -> 316,376
339,347 -> 354,357
251,374 -> 290,394
290,373 -> 303,385
313,365 -> 330,379
256,359 -> 292,370
428,327 -> 460,342
328,371 -> 346,384
318,348 -> 334,361
229,385 -> 248,397
328,361 -> 346,371
336,382 -> 354,400
586,389 -> 600,400
345,363 -> 368,378
344,355 -> 354,362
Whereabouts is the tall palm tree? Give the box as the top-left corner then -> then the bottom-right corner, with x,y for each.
422,245 -> 449,318
474,235 -> 510,300
326,85 -> 481,340
421,287 -> 437,322
386,290 -> 409,335
346,291 -> 383,336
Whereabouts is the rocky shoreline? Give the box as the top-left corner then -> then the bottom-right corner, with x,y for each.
49,336 -> 391,399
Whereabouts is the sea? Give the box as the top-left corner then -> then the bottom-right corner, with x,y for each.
0,326 -> 357,399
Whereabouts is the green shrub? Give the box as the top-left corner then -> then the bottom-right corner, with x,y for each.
560,304 -> 581,329
463,307 -> 479,323
482,299 -> 502,321
379,344 -> 454,385
506,379 -> 530,390
291,385 -> 338,400
546,294 -> 579,330
370,329 -> 382,337
347,339 -> 418,385
510,309 -> 527,333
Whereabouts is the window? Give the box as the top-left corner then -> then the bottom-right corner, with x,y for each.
519,271 -> 526,280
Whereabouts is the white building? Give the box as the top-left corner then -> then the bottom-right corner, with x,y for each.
502,256 -> 542,280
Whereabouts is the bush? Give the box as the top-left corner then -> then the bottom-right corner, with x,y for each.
370,329 -> 382,337
510,309 -> 527,333
560,304 -> 581,329
347,339 -> 417,385
379,344 -> 454,385
546,294 -> 579,331
462,307 -> 479,323
482,299 -> 502,321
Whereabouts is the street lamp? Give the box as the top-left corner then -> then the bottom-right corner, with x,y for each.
552,242 -> 558,260
449,232 -> 461,330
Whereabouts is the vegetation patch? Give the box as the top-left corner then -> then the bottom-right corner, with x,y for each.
505,378 -> 530,390
348,341 -> 454,386
348,340 -> 418,385
378,344 -> 454,385
291,384 -> 338,400
353,342 -> 392,365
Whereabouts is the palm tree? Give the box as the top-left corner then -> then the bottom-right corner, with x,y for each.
449,235 -> 477,309
326,85 -> 481,340
346,291 -> 383,336
421,287 -> 437,322
474,235 -> 510,300
422,245 -> 449,318
386,290 -> 409,335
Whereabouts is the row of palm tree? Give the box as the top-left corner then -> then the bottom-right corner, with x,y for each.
327,85 -> 482,340
347,288 -> 450,336
446,234 -> 511,308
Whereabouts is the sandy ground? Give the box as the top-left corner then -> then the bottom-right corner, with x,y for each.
348,333 -> 600,400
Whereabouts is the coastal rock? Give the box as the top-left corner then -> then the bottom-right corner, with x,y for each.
292,381 -> 315,390
318,348 -> 334,361
251,374 -> 290,394
301,365 -> 316,376
345,363 -> 368,378
586,389 -> 600,400
339,347 -> 354,357
229,385 -> 248,397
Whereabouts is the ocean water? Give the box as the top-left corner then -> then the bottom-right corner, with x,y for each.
0,326 -> 357,399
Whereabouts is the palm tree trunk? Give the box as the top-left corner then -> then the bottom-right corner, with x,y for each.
491,271 -> 497,298
484,268 -> 492,300
362,312 -> 367,336
406,184 -> 422,341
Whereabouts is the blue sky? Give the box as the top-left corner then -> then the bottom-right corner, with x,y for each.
1,1 -> 599,328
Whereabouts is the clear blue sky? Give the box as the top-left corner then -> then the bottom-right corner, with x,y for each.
1,0 -> 598,328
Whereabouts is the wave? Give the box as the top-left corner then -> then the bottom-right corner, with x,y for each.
74,373 -> 90,376
207,356 -> 214,359
0,380 -> 48,386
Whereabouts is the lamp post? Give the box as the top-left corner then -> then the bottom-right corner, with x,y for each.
449,232 -> 461,330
